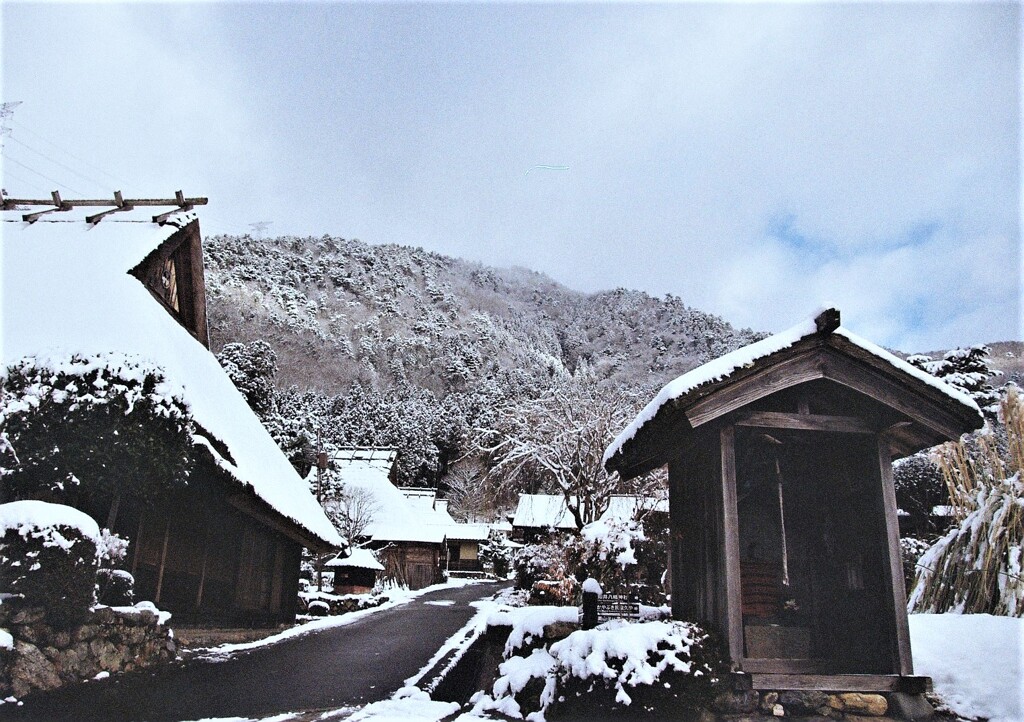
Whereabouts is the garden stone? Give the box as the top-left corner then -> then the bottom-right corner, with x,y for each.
10,641 -> 61,697
828,693 -> 888,716
10,608 -> 45,626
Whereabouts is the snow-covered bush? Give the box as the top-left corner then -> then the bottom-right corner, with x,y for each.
474,618 -> 727,720
96,568 -> 135,606
0,354 -> 193,506
0,501 -> 100,628
306,600 -> 330,616
479,528 -> 516,577
910,388 -> 1024,615
900,537 -> 931,595
894,453 -> 949,535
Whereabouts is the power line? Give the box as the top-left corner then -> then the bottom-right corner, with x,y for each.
1,153 -> 83,194
1,167 -> 50,196
6,136 -> 113,192
9,118 -> 124,188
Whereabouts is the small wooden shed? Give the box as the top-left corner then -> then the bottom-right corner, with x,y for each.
604,309 -> 983,692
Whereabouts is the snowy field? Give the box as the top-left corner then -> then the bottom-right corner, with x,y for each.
174,610 -> 1023,722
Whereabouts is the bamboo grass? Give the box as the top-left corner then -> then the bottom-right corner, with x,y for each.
908,388 -> 1024,616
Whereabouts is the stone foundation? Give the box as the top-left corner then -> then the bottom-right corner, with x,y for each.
713,689 -> 934,721
0,605 -> 176,698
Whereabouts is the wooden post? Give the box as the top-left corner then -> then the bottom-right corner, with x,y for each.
130,511 -> 145,578
195,513 -> 212,610
582,589 -> 599,630
154,520 -> 171,605
720,425 -> 744,668
877,437 -> 914,675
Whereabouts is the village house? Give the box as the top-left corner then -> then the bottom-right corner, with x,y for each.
604,308 -> 983,694
1,211 -> 343,625
330,449 -> 447,590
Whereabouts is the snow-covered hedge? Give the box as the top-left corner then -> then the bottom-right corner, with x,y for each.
1,353 -> 193,503
0,501 -> 100,628
474,607 -> 726,721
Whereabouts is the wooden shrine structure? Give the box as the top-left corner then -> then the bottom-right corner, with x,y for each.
604,309 -> 983,692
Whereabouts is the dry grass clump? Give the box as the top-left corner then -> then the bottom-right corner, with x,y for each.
908,388 -> 1024,616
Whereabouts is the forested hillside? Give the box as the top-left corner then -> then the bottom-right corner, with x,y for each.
202,233 -> 763,495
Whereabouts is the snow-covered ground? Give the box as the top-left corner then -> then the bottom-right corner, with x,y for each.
910,613 -> 1022,722
147,609 -> 1024,721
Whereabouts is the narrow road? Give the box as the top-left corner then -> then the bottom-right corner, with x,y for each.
4,581 -> 508,722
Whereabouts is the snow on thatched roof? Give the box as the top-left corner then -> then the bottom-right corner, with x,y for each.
604,307 -> 982,467
511,494 -> 577,530
332,455 -> 446,544
510,494 -> 663,531
1,217 -> 342,549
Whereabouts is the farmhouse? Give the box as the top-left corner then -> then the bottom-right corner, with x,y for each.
1,212 -> 343,624
604,308 -> 983,693
331,449 -> 446,589
325,547 -> 385,595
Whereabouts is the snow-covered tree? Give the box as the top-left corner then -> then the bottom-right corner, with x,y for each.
473,369 -> 661,529
907,345 -> 1002,417
322,484 -> 379,546
216,339 -> 279,418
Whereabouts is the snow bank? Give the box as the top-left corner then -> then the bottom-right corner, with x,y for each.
910,613 -> 1023,722
486,605 -> 580,656
347,687 -> 459,721
0,500 -> 100,548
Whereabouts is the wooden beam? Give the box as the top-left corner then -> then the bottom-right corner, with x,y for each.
720,425 -> 744,668
22,191 -> 70,223
86,191 -> 134,224
686,349 -> 826,429
734,410 -> 875,435
6,192 -> 208,208
878,437 -> 915,676
739,673 -> 930,693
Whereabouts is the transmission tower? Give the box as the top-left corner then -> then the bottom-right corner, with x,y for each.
249,221 -> 272,238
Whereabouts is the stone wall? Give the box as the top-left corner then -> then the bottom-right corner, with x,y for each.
0,605 -> 176,698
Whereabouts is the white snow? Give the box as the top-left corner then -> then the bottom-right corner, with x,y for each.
0,500 -> 101,549
604,308 -> 982,466
346,688 -> 459,721
1,219 -> 341,549
488,605 -> 582,657
106,600 -> 172,626
582,578 -> 603,595
0,628 -> 13,650
325,547 -> 385,571
909,613 -> 1023,722
510,494 -> 577,531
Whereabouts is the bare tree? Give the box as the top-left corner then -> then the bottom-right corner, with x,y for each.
323,485 -> 380,545
472,369 -> 661,530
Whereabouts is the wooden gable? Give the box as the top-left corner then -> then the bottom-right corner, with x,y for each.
129,220 -> 210,348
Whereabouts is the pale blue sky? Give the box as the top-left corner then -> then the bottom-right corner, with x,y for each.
2,2 -> 1019,352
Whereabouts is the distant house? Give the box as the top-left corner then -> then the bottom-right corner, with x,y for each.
331,449 -> 446,590
1,213 -> 343,624
509,494 -> 667,542
326,547 -> 384,594
604,308 -> 983,693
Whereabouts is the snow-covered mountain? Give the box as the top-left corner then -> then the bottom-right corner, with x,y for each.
203,233 -> 765,396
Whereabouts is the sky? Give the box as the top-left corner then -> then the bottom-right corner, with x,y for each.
1,2 -> 1020,353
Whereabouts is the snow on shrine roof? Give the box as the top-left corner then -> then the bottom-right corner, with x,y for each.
1,218 -> 342,549
603,308 -> 982,467
598,495 -> 668,524
326,547 -> 385,571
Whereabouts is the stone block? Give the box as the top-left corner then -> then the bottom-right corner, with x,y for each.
92,607 -> 115,625
713,690 -> 760,713
72,624 -> 98,643
887,692 -> 935,722
10,608 -> 46,626
543,621 -> 578,641
10,641 -> 61,697
828,693 -> 888,716
780,690 -> 830,714
51,630 -> 71,650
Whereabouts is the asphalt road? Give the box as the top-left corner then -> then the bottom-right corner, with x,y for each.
2,581 -> 508,722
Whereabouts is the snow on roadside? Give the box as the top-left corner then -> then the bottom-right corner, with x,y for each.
909,613 -> 1023,722
193,577 -> 490,662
